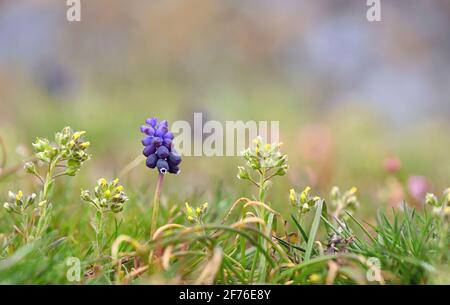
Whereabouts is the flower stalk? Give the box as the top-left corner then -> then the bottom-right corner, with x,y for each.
150,173 -> 164,239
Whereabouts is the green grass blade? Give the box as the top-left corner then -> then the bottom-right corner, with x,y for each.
304,200 -> 323,261
291,214 -> 309,243
344,210 -> 377,244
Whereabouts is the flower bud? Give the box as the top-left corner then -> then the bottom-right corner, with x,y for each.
163,138 -> 172,148
26,193 -> 37,208
72,131 -> 86,141
168,165 -> 180,174
444,206 -> 450,217
289,189 -> 297,206
32,138 -> 48,152
156,146 -> 170,159
80,190 -> 91,201
312,196 -> 321,205
300,187 -> 311,204
330,186 -> 340,200
155,125 -> 168,137
3,202 -> 12,213
156,159 -> 169,174
80,141 -> 90,149
237,166 -> 250,180
165,132 -> 174,140
185,202 -> 194,216
8,191 -> 16,203
99,199 -> 108,208
275,165 -> 288,176
24,162 -> 37,174
142,136 -> 154,146
146,154 -> 158,169
443,188 -> 450,203
140,125 -> 155,136
301,203 -> 310,213
146,117 -> 158,127
98,178 -> 107,187
196,207 -> 202,215
425,193 -> 439,207
152,137 -> 162,147
168,151 -> 182,166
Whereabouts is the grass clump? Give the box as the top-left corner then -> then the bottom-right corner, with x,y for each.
0,124 -> 449,285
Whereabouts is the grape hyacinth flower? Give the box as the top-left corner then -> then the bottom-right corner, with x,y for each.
140,117 -> 182,239
141,117 -> 181,175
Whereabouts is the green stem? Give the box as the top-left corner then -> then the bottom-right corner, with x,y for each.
33,159 -> 58,241
95,212 -> 104,258
258,169 -> 266,203
21,212 -> 29,244
257,169 -> 270,283
150,173 -> 164,239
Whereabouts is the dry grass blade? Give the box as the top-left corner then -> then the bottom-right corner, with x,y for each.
195,247 -> 223,285
153,224 -> 186,240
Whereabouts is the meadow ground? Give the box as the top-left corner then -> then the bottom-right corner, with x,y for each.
0,104 -> 449,284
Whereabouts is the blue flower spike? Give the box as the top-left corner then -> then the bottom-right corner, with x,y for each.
140,117 -> 181,175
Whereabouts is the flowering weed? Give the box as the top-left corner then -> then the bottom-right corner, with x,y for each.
0,124 -> 448,285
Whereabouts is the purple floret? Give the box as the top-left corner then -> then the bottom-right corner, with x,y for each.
168,165 -> 180,174
143,144 -> 156,157
155,125 -> 168,137
163,138 -> 172,149
156,146 -> 170,159
140,125 -> 155,136
152,136 -> 162,147
156,159 -> 169,174
168,151 -> 182,166
146,117 -> 158,127
146,154 -> 158,168
142,136 -> 153,146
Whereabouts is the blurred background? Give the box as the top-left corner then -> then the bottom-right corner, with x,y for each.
1,0 -> 450,218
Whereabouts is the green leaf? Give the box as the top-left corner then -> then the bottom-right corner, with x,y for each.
321,200 -> 331,235
344,210 -> 377,244
291,214 -> 309,243
304,200 -> 323,261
